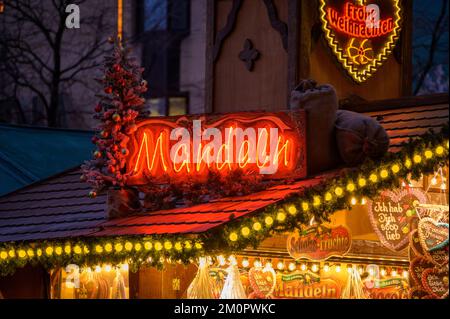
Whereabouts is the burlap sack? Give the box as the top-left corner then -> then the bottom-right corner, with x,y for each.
290,79 -> 340,174
335,110 -> 389,166
107,187 -> 141,219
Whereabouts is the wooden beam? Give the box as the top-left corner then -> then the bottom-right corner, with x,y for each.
340,93 -> 449,113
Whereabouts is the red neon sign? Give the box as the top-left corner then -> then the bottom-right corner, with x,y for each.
327,2 -> 394,38
124,111 -> 307,184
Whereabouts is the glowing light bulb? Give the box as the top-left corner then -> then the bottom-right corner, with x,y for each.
95,266 -> 101,273
334,187 -> 343,197
276,211 -> 286,222
265,216 -> 274,226
288,262 -> 296,272
381,268 -> 387,276
253,222 -> 262,231
346,183 -> 355,192
347,264 -> 353,273
311,264 -> 318,272
323,263 -> 330,272
300,263 -> 307,271
121,263 -> 129,272
229,232 -> 238,242
351,197 -> 357,205
431,177 -> 438,185
241,227 -> 250,236
104,264 -> 112,272
391,269 -> 398,277
335,264 -> 341,273
358,266 -> 364,274
277,261 -> 285,270
441,183 -> 447,190
288,205 -> 297,215
217,255 -> 226,266
242,258 -> 249,268
361,198 -> 367,205
253,259 -> 262,268
402,270 -> 408,278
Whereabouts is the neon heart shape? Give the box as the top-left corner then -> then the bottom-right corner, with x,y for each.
422,268 -> 449,299
319,0 -> 402,83
409,257 -> 435,288
248,266 -> 276,299
367,189 -> 427,252
418,217 -> 449,252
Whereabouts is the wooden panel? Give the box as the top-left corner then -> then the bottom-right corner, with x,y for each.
310,40 -> 401,100
213,0 -> 288,113
0,266 -> 49,298
137,264 -> 197,299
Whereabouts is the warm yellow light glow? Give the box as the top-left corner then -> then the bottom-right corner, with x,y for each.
8,249 -> 15,258
241,227 -> 250,236
265,216 -> 274,226
45,247 -> 54,256
323,263 -> 330,272
381,268 -> 387,276
154,242 -> 163,251
300,263 -> 307,271
391,164 -> 400,174
37,249 -> 42,257
391,269 -> 398,277
18,250 -> 26,258
325,192 -> 333,201
276,212 -> 286,222
125,242 -> 133,251
369,173 -> 378,183
402,270 -> 408,278
335,264 -> 341,272
117,0 -> 123,40
277,261 -> 285,270
313,196 -> 321,206
104,264 -> 112,272
64,245 -> 71,254
114,243 -> 123,252
413,155 -> 422,164
95,245 -> 103,253
288,262 -> 296,271
55,246 -> 63,255
436,146 -> 444,155
358,178 -> 366,187
253,222 -> 262,231
288,205 -> 297,215
174,242 -> 182,251
95,266 -> 102,273
405,158 -> 412,168
311,264 -> 319,272
431,177 -> 438,185
242,258 -> 249,268
361,198 -> 367,205
144,241 -> 152,250
351,197 -> 357,205
346,183 -> 355,192
424,150 -> 433,159
302,202 -> 309,211
134,243 -> 142,251
0,251 -> 7,260
27,249 -> 34,258
104,243 -> 113,252
334,187 -> 343,196
164,241 -> 173,250
253,259 -> 262,268
121,263 -> 129,272
184,241 -> 192,250
229,232 -> 238,242
380,169 -> 388,178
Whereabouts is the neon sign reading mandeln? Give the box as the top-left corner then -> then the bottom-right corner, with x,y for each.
124,111 -> 307,184
320,0 -> 402,83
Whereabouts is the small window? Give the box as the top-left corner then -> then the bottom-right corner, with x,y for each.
168,96 -> 187,116
143,0 -> 168,31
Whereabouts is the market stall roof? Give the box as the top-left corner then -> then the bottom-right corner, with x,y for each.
0,98 -> 448,243
0,124 -> 94,196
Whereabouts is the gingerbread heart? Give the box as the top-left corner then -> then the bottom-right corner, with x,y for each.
319,0 -> 402,83
422,268 -> 449,299
418,217 -> 449,252
409,257 -> 435,288
368,189 -> 427,251
409,230 -> 425,258
248,266 -> 276,298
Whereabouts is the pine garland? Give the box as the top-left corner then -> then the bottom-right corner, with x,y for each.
0,124 -> 448,276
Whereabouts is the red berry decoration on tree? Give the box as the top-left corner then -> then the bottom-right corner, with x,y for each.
112,113 -> 121,122
82,38 -> 148,196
